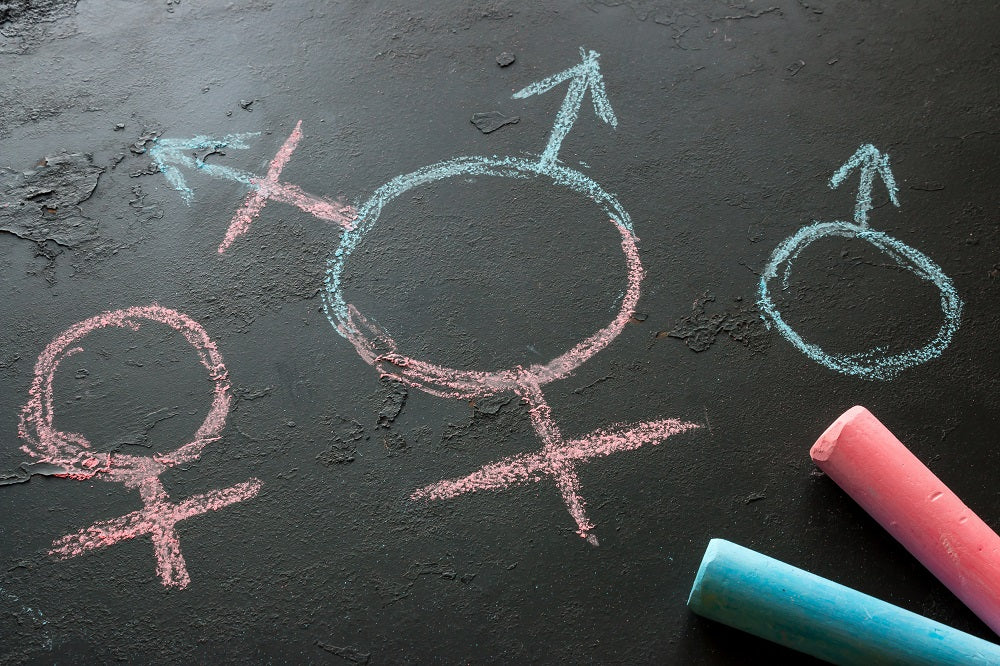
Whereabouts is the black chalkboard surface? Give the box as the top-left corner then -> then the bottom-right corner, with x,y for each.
2,1 -> 998,663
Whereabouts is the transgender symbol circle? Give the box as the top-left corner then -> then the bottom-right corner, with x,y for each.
323,49 -> 698,545
18,305 -> 262,588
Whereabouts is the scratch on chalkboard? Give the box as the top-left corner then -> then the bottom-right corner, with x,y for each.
316,641 -> 371,664
572,375 -> 614,394
0,585 -> 51,652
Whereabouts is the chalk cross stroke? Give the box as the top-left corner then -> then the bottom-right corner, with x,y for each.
323,48 -> 699,544
758,144 -> 963,380
17,305 -> 262,588
150,124 -> 357,253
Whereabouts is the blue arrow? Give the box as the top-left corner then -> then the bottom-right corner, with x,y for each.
829,143 -> 900,228
149,132 -> 260,203
513,47 -> 617,169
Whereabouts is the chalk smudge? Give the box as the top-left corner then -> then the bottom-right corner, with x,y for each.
0,585 -> 51,652
758,144 -> 962,380
18,305 -> 262,588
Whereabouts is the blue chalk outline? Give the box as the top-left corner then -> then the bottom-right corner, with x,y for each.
758,145 -> 963,381
150,132 -> 260,203
323,154 -> 633,340
324,49 -> 633,371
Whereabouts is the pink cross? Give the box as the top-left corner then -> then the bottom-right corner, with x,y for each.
219,120 -> 356,253
412,377 -> 699,544
50,475 -> 261,588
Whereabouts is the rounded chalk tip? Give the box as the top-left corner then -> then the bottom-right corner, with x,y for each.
687,538 -> 728,609
810,405 -> 873,462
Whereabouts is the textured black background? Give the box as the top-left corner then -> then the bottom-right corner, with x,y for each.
1,1 -> 998,663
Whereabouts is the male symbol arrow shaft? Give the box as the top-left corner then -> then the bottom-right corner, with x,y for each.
151,121 -> 356,253
513,47 -> 618,169
829,143 -> 900,227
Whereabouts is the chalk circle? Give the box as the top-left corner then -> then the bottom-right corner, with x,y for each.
758,221 -> 963,381
324,155 -> 643,399
18,305 -> 231,483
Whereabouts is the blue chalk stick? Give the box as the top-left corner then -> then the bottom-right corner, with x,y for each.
687,539 -> 1000,665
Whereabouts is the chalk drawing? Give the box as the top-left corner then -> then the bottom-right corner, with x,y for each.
757,144 -> 963,380
323,48 -> 699,544
151,123 -> 357,253
17,305 -> 262,588
512,47 -> 617,169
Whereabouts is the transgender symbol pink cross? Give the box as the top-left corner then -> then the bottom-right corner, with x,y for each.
335,220 -> 700,545
410,376 -> 698,545
219,121 -> 357,254
18,305 -> 262,589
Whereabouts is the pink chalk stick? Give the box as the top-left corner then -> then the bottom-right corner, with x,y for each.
811,406 -> 1000,636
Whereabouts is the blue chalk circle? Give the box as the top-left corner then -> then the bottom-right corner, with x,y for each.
688,539 -> 1000,665
758,145 -> 962,381
324,48 -> 630,346
323,154 -> 633,339
758,220 -> 963,381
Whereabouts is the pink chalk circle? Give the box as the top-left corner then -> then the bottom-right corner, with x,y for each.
324,155 -> 644,399
18,304 -> 231,485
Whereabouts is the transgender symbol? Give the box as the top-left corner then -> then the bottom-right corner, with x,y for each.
17,305 -> 262,588
153,48 -> 699,544
758,144 -> 963,381
322,48 -> 700,545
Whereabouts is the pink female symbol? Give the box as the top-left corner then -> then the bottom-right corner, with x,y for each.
17,304 -> 262,588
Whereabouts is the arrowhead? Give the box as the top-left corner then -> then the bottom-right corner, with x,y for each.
829,144 -> 900,225
513,47 -> 617,127
149,132 -> 258,203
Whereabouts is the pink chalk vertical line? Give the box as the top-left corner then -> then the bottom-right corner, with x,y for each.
516,375 -> 597,544
139,475 -> 190,589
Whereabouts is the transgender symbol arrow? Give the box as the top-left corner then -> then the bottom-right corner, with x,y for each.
150,121 -> 356,253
